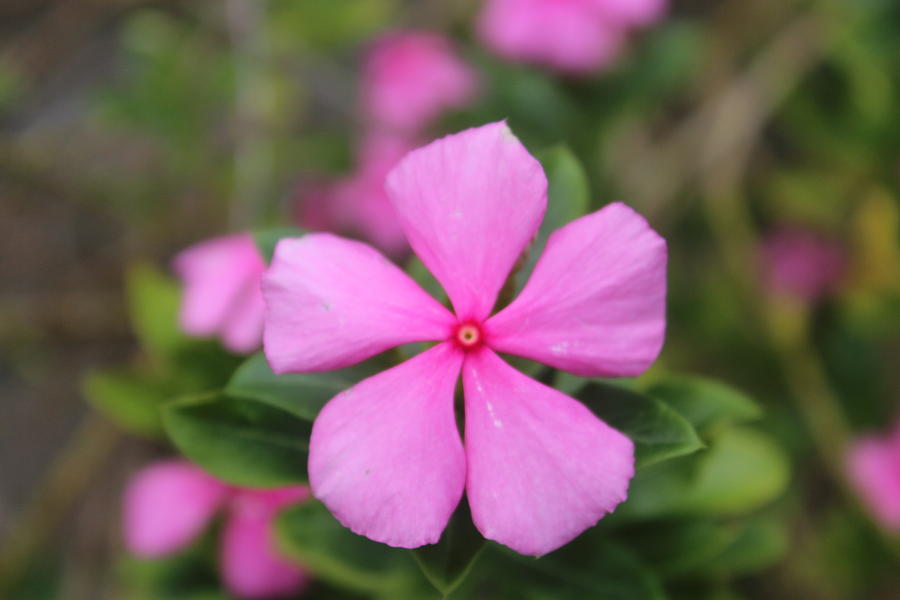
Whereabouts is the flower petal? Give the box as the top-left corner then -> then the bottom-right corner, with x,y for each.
487,202 -> 667,377
220,278 -> 266,354
463,349 -> 634,556
386,121 -> 547,321
262,233 -> 455,373
309,343 -> 466,548
174,233 -> 264,340
221,497 -> 309,599
846,435 -> 900,532
123,460 -> 228,558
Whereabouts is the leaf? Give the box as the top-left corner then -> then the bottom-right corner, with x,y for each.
620,426 -> 790,520
703,515 -> 788,576
411,499 -> 485,596
163,393 -> 310,487
645,375 -> 761,434
516,146 -> 590,292
405,256 -> 446,305
253,227 -> 306,263
627,519 -> 741,578
498,539 -> 666,600
275,501 -> 413,594
83,369 -> 169,437
576,382 -> 704,469
125,262 -> 185,358
226,352 -> 378,420
683,426 -> 790,516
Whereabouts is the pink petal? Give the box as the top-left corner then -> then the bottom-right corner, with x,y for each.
221,494 -> 310,599
174,233 -> 266,353
221,278 -> 266,354
846,435 -> 900,532
309,343 -> 466,548
262,233 -> 455,373
362,30 -> 477,133
123,460 -> 229,558
477,0 -> 623,73
386,122 -> 547,321
487,202 -> 667,377
462,349 -> 634,556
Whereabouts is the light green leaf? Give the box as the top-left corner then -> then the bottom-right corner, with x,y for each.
83,369 -> 169,437
645,375 -> 761,434
125,262 -> 185,359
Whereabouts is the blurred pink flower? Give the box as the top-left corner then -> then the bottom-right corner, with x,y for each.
295,133 -> 414,259
362,31 -> 477,133
263,122 -> 667,555
174,233 -> 266,354
476,0 -> 666,73
760,228 -> 845,302
123,460 -> 309,599
846,422 -> 900,532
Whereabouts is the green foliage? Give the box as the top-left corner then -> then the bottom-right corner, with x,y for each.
226,351 -> 380,420
412,500 -> 485,596
645,375 -> 762,435
163,393 -> 311,487
577,382 -> 705,469
83,369 -> 170,437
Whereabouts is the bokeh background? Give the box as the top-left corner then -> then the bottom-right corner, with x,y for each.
1,0 -> 898,598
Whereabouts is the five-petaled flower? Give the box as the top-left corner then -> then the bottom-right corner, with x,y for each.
263,122 -> 667,556
123,460 -> 309,599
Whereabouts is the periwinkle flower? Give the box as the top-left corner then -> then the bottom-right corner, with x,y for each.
174,233 -> 266,354
263,122 -> 667,555
362,30 -> 477,133
477,0 -> 666,74
123,460 -> 309,599
846,422 -> 900,532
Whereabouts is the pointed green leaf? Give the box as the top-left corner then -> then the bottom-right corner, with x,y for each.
576,382 -> 704,469
226,352 -> 379,420
83,369 -> 169,437
163,393 -> 310,487
125,262 -> 185,358
275,501 -> 413,594
411,499 -> 484,596
645,375 -> 761,434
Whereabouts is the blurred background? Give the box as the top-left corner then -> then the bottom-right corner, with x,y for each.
0,0 -> 898,598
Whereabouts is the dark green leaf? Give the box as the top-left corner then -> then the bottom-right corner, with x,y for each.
275,501 -> 413,594
226,352 -> 378,420
645,376 -> 761,434
163,393 -> 310,487
703,515 -> 788,576
576,382 -> 704,468
83,369 -> 169,437
253,227 -> 306,263
411,499 -> 484,596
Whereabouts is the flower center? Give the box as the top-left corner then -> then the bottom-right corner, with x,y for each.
454,322 -> 483,350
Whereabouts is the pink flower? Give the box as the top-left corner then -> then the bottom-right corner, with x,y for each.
362,31 -> 477,133
476,0 -> 666,74
760,228 -> 845,302
295,133 -> 414,259
174,233 -> 266,354
123,460 -> 309,599
846,422 -> 900,532
263,122 -> 667,556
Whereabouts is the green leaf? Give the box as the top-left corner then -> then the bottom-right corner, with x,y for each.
499,539 -> 666,600
645,376 -> 761,434
683,426 -> 790,516
703,516 -> 788,576
576,382 -> 704,469
163,393 -> 310,487
83,369 -> 169,437
406,256 -> 446,305
515,146 -> 590,293
226,352 -> 378,420
411,499 -> 485,596
627,519 -> 741,578
253,227 -> 306,263
620,426 -> 789,519
275,501 -> 413,594
125,262 -> 185,358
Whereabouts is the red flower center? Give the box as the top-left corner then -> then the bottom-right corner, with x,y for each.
454,322 -> 483,350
